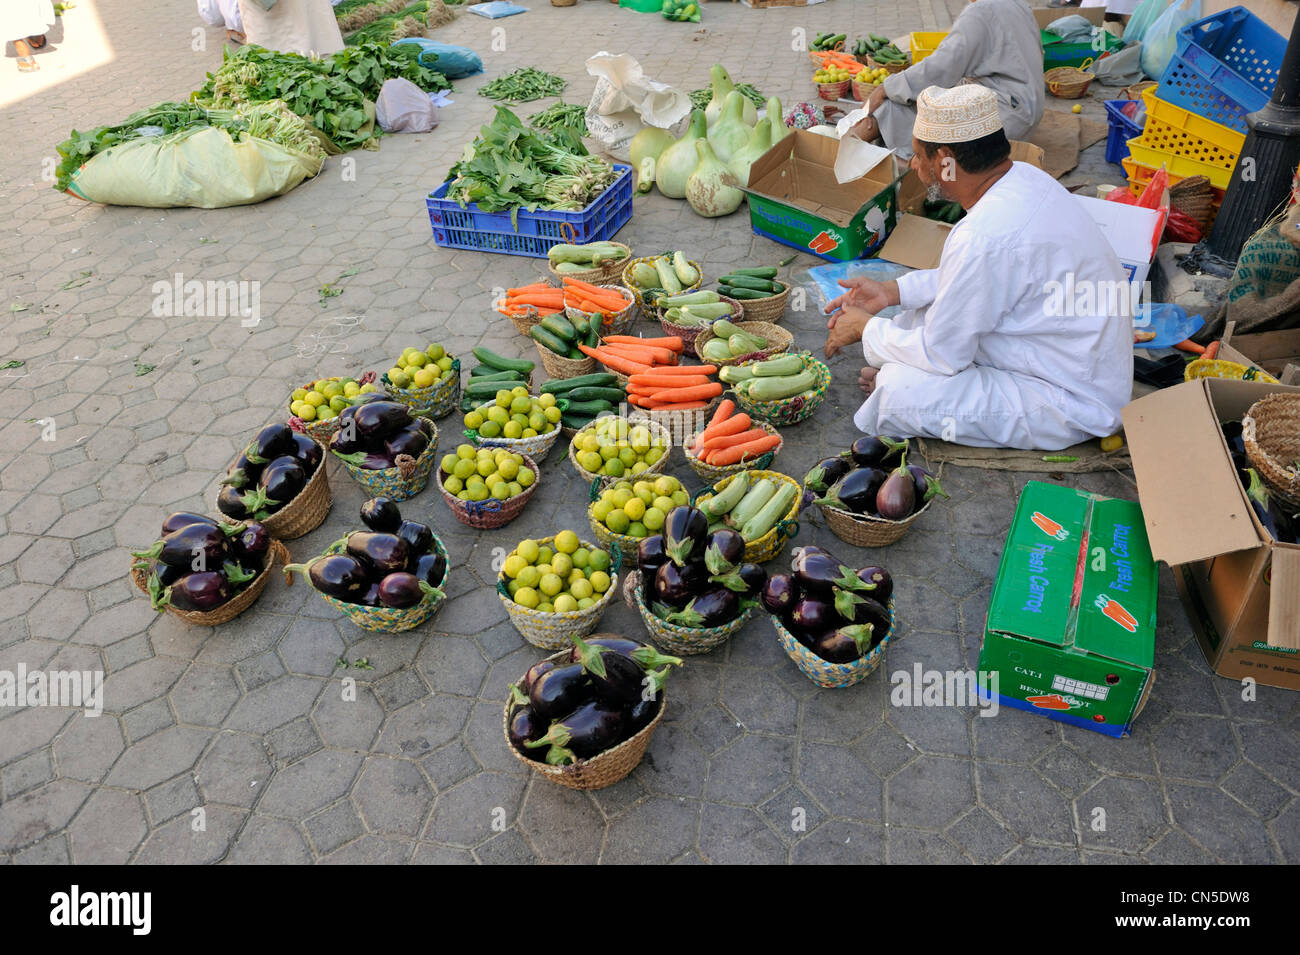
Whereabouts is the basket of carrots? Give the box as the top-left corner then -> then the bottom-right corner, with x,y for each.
579,335 -> 685,385
624,362 -> 726,435
684,399 -> 783,483
497,281 -> 564,337
561,278 -> 638,338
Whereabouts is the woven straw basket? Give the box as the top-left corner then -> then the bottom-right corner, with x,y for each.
684,419 -> 783,483
731,352 -> 831,427
692,469 -> 803,564
567,415 -> 673,489
866,53 -> 908,74
547,243 -> 632,284
772,597 -> 899,688
657,295 -> 744,358
564,283 -> 638,337
1243,394 -> 1300,511
817,79 -> 850,101
535,342 -> 596,380
1184,358 -> 1278,384
817,496 -> 933,548
131,539 -> 288,626
465,401 -> 564,462
503,644 -> 664,790
587,484 -> 647,565
288,535 -> 450,633
438,452 -> 541,530
623,257 -> 704,321
1045,64 -> 1094,99
694,321 -> 794,366
219,432 -> 332,540
632,581 -> 755,656
286,372 -> 377,443
734,282 -> 790,323
333,420 -> 440,502
381,357 -> 462,420
497,536 -> 622,650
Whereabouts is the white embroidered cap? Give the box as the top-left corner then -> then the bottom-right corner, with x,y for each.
913,85 -> 1003,143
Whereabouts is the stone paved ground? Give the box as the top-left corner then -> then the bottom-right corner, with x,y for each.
0,0 -> 1296,865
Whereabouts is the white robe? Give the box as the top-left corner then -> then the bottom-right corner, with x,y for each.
237,0 -> 344,56
874,0 -> 1044,159
1,0 -> 55,40
854,162 -> 1133,451
198,0 -> 244,32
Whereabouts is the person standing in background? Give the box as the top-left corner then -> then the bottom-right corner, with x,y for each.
198,0 -> 247,45
4,0 -> 55,73
236,0 -> 344,56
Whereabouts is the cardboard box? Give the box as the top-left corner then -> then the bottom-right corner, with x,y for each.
1073,195 -> 1167,292
1123,377 -> 1300,691
979,481 -> 1159,738
744,130 -> 896,261
1216,322 -> 1300,384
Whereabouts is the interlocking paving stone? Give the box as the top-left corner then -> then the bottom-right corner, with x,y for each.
226,816 -> 312,865
601,797 -> 700,865
67,788 -> 148,864
352,756 -> 435,838
196,732 -> 272,809
1075,777 -> 1167,853
1166,784 -> 1275,865
887,755 -> 973,829
791,820 -> 886,865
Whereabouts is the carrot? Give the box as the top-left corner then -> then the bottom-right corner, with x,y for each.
695,413 -> 753,448
642,400 -> 709,412
706,399 -> 735,429
507,293 -> 564,308
709,434 -> 782,466
561,279 -> 630,310
505,282 -> 553,296
579,345 -> 650,376
601,343 -> 677,366
701,427 -> 769,453
649,382 -> 723,404
605,335 -> 684,353
1204,341 -> 1220,360
635,363 -> 716,377
561,276 -> 617,296
1175,339 -> 1206,355
628,374 -> 712,389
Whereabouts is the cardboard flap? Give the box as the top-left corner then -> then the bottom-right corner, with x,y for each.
1268,548 -> 1300,650
878,213 -> 949,270
1122,380 -> 1261,565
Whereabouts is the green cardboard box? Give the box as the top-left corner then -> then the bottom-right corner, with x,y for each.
979,481 -> 1158,737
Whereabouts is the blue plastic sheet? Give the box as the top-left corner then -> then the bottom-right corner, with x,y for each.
467,1 -> 527,18
1134,302 -> 1205,349
390,39 -> 483,79
800,259 -> 915,319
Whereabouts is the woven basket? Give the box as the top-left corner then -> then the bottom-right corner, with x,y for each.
535,342 -> 597,380
502,305 -> 551,337
817,80 -> 850,101
564,283 -> 638,337
623,257 -> 704,321
633,580 -> 755,656
1243,394 -> 1300,511
684,419 -> 783,483
730,352 -> 831,426
333,420 -> 439,502
772,598 -> 899,689
547,243 -> 632,284
692,468 -> 802,564
1045,65 -> 1094,99
817,496 -> 932,548
694,321 -> 794,366
567,415 -> 673,489
1184,358 -> 1279,384
657,295 -> 744,358
866,53 -> 908,74
497,536 -> 622,650
380,357 -> 461,420
465,399 -> 564,462
286,372 -> 377,443
503,644 -> 664,790
732,282 -> 790,323
131,539 -> 288,626
551,0 -> 577,7
437,452 -> 540,530
851,77 -> 880,103
290,535 -> 450,633
219,432 -> 332,540
631,393 -> 723,442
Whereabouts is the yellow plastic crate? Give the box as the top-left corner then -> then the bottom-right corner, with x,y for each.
1125,88 -> 1242,190
909,31 -> 947,62
1141,88 -> 1245,154
1125,137 -> 1235,191
1121,156 -> 1224,229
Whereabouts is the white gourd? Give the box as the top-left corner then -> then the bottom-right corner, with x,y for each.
686,139 -> 744,217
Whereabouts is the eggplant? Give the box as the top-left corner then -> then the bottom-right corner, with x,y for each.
528,663 -> 593,722
161,512 -> 220,536
231,522 -> 270,564
341,531 -> 410,575
856,565 -> 893,604
167,571 -> 231,612
352,401 -> 412,440
812,624 -> 878,664
850,434 -> 908,469
524,700 -> 627,762
377,572 -> 434,609
662,587 -> 740,629
791,547 -> 873,596
217,485 -> 250,520
132,522 -> 231,571
412,551 -> 448,590
258,456 -> 307,507
817,467 -> 886,515
803,455 -> 854,494
789,597 -> 837,639
521,660 -> 557,694
395,520 -> 433,558
360,582 -> 382,607
663,505 -> 709,567
222,451 -> 263,491
360,497 -> 403,533
221,560 -> 258,589
711,560 -> 767,596
831,588 -> 891,632
627,695 -> 661,735
1222,420 -> 1245,457
244,423 -> 297,466
507,704 -> 548,759
637,534 -> 668,595
329,425 -> 366,455
654,559 -> 707,609
761,573 -> 798,614
288,431 -> 323,474
703,528 -> 745,576
151,559 -> 186,587
572,634 -> 653,706
385,426 -> 429,461
906,463 -> 948,505
875,455 -> 916,520
283,554 -> 370,602
340,452 -> 397,471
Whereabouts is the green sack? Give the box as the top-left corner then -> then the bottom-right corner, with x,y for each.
66,126 -> 324,208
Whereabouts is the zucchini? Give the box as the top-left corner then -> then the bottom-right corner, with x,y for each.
700,472 -> 749,519
542,373 -> 618,393
729,266 -> 778,279
711,319 -> 748,340
540,313 -> 577,343
700,339 -> 735,363
730,478 -> 775,529
586,320 -> 601,348
675,302 -> 733,321
751,354 -> 804,377
728,333 -> 765,355
565,386 -> 625,403
561,413 -> 596,430
562,398 -> 614,416
718,274 -> 782,293
742,369 -> 816,400
741,482 -> 798,541
718,365 -> 754,384
469,368 -> 527,382
630,262 -> 660,287
529,325 -> 572,356
660,290 -> 721,307
655,256 -> 683,294
672,251 -> 699,286
718,285 -> 769,300
473,347 -> 534,375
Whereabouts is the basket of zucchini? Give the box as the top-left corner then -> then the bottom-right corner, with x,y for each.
858,34 -> 909,72
694,320 -> 794,366
717,268 -> 790,324
542,373 -> 628,434
530,310 -> 600,379
461,349 -> 535,413
691,469 -> 802,565
623,251 -> 703,321
722,352 -> 831,427
656,291 -> 744,358
546,241 -> 632,284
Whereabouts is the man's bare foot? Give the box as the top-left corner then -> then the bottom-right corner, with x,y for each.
15,39 -> 38,72
853,115 -> 879,141
226,29 -> 246,45
859,366 -> 879,396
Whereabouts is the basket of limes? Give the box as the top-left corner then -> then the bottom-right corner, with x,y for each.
380,343 -> 461,419
288,375 -> 384,442
588,474 -> 692,562
568,415 -> 673,489
462,385 -> 566,462
438,444 -> 540,530
497,532 -> 622,650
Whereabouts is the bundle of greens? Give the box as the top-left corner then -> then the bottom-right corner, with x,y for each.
528,101 -> 587,138
445,106 -> 617,225
335,0 -> 409,33
343,1 -> 429,44
478,67 -> 566,103
689,81 -> 764,113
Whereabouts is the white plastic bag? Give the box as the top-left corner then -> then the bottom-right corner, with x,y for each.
377,78 -> 438,134
583,52 -> 693,162
1139,0 -> 1200,79
1093,44 -> 1146,86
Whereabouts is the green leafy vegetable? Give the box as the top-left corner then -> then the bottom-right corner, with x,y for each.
478,67 -> 566,103
689,82 -> 764,113
529,101 -> 588,138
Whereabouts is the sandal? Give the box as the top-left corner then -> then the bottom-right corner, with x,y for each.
17,56 -> 38,72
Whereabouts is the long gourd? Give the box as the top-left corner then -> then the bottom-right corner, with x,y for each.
741,482 -> 798,541
741,369 -> 816,400
700,471 -> 749,519
730,478 -> 775,528
751,354 -> 803,377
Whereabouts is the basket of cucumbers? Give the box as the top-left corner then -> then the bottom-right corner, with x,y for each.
716,269 -> 790,324
530,310 -> 599,379
541,373 -> 628,434
856,34 -> 909,72
656,292 -> 744,358
722,352 -> 831,427
546,241 -> 632,284
694,320 -> 794,366
461,349 -> 535,413
623,251 -> 703,321
691,469 -> 802,565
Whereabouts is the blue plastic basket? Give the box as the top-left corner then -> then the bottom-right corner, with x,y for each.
426,163 -> 634,258
1104,100 -> 1144,166
1157,6 -> 1284,135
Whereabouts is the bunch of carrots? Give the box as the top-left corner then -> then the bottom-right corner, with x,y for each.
561,277 -> 633,319
809,49 -> 863,74
689,400 -> 782,466
499,281 -> 563,317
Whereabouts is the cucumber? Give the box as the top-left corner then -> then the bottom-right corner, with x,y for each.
464,381 -> 516,400
729,267 -> 778,279
568,312 -> 590,338
567,346 -> 585,360
718,274 -> 782,293
561,413 -> 596,430
540,313 -> 577,343
586,320 -> 601,349
741,482 -> 798,541
718,285 -> 769,300
469,368 -> 527,382
751,354 -> 804,377
562,399 -> 614,416
542,373 -> 618,393
660,290 -> 720,307
473,347 -> 534,375
700,472 -> 750,519
730,478 -> 775,529
565,386 -> 625,403
530,325 -> 571,356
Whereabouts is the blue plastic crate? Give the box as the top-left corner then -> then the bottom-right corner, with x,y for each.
1157,6 -> 1284,135
426,163 -> 633,258
1104,100 -> 1144,166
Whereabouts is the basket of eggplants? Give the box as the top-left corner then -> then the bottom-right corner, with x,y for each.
805,435 -> 948,547
504,633 -> 683,790
217,422 -> 332,540
328,399 -> 440,502
763,544 -> 898,689
625,506 -> 768,655
282,497 -> 449,632
130,512 -> 288,625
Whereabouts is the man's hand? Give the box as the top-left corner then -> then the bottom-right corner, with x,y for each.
866,84 -> 887,114
825,305 -> 873,358
825,277 -> 899,316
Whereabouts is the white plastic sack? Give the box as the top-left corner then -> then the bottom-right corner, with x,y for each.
1093,43 -> 1146,86
1140,0 -> 1201,81
583,52 -> 693,162
377,78 -> 438,133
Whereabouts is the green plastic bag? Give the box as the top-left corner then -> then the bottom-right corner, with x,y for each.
619,0 -> 662,10
661,0 -> 700,23
66,126 -> 324,208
